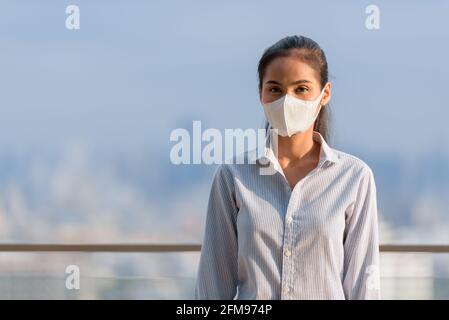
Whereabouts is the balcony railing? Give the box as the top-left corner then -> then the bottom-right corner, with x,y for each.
0,244 -> 448,299
0,243 -> 448,252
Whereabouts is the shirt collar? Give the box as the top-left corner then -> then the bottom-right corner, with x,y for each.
253,127 -> 340,167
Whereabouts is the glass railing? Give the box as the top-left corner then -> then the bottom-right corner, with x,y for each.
0,244 -> 448,299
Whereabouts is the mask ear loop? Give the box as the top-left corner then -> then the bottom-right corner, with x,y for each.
312,88 -> 326,125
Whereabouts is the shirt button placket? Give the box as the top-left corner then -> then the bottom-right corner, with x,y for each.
281,185 -> 297,299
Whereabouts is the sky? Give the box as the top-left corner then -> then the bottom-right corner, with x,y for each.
0,0 -> 448,158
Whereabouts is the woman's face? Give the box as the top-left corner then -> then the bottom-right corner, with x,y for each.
260,54 -> 331,109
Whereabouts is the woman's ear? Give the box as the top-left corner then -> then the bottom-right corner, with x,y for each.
320,82 -> 331,106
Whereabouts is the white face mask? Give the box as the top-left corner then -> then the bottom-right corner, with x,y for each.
262,88 -> 325,137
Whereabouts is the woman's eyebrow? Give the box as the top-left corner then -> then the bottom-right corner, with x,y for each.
265,79 -> 312,85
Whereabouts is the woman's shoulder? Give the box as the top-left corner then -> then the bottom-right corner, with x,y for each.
331,147 -> 375,177
212,150 -> 260,179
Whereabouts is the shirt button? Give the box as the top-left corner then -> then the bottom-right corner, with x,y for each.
284,249 -> 291,257
286,216 -> 293,224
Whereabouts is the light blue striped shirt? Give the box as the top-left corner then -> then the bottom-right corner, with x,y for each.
195,130 -> 381,300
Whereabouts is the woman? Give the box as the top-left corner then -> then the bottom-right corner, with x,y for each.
195,35 -> 380,300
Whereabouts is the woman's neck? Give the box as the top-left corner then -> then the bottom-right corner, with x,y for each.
272,129 -> 318,166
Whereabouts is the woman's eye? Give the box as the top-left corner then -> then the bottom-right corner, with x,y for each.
295,87 -> 309,93
269,87 -> 281,93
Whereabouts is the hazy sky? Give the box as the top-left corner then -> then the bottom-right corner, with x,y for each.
0,0 -> 448,159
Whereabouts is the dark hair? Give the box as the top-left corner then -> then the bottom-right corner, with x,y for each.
257,35 -> 331,142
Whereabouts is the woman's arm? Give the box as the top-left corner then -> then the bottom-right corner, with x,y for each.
195,164 -> 239,300
342,167 -> 381,300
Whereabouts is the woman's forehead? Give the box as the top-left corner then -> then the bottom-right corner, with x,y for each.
264,56 -> 319,83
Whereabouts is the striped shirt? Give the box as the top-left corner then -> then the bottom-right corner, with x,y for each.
194,130 -> 381,300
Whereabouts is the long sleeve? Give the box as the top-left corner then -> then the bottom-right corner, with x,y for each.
194,164 -> 239,300
342,167 -> 381,300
